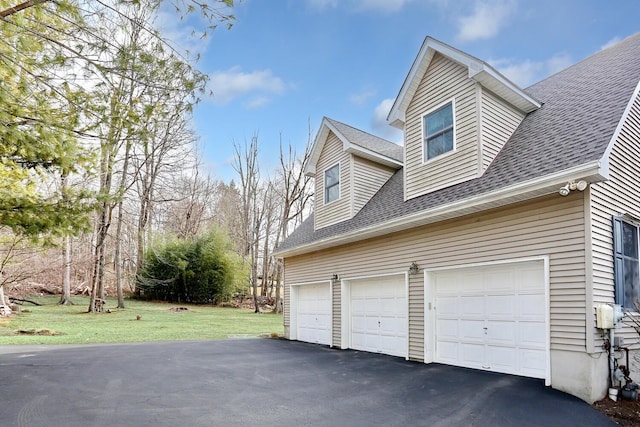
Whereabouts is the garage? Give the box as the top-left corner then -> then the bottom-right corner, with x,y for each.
428,259 -> 548,380
347,275 -> 407,358
294,283 -> 331,346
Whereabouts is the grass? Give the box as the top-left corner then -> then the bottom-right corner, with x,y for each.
0,296 -> 283,345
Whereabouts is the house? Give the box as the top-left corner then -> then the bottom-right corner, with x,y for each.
274,34 -> 640,403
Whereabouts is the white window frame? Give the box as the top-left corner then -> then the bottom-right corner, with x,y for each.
613,216 -> 640,311
421,98 -> 456,164
323,162 -> 340,205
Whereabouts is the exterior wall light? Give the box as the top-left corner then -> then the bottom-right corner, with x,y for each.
559,180 -> 588,196
331,273 -> 339,281
409,262 -> 420,275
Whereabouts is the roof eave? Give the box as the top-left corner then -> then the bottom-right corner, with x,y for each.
344,145 -> 403,169
274,161 -> 605,258
470,67 -> 541,113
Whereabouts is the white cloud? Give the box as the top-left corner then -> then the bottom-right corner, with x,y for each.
307,0 -> 412,13
371,98 -> 403,143
156,10 -> 210,58
456,0 -> 516,42
307,0 -> 338,10
245,96 -> 271,109
356,0 -> 413,13
208,67 -> 286,105
490,52 -> 573,87
601,36 -> 622,50
349,89 -> 376,106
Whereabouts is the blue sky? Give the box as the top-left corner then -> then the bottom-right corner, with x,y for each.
171,0 -> 640,182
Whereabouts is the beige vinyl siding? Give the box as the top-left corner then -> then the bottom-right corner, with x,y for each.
408,272 -> 424,361
352,156 -> 396,215
314,132 -> 352,230
590,92 -> 640,350
332,280 -> 341,347
404,53 -> 479,200
480,88 -> 525,172
284,194 -> 588,353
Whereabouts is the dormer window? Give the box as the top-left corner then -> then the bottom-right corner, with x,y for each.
324,163 -> 340,204
423,101 -> 455,162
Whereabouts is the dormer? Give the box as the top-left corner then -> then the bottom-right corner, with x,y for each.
305,118 -> 403,230
387,37 -> 541,201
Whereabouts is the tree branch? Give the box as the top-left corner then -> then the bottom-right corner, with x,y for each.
0,0 -> 49,18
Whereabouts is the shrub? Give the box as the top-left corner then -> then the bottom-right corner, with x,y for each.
137,229 -> 243,304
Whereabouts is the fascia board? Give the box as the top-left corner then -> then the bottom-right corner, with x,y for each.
344,145 -> 403,169
304,118 -> 331,177
325,120 -> 403,169
275,161 -> 604,258
471,68 -> 541,113
599,79 -> 640,178
387,38 -> 435,128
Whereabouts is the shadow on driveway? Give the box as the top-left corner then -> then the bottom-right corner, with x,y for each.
0,339 -> 613,426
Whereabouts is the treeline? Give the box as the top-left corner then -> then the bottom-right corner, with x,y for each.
0,0 -> 311,313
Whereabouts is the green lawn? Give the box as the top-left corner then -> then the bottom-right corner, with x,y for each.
0,296 -> 283,345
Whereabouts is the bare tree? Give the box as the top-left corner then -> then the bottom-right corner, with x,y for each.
232,135 -> 263,313
270,134 -> 313,312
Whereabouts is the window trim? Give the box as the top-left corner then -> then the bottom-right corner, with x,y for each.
421,98 -> 457,164
612,216 -> 640,310
323,162 -> 340,205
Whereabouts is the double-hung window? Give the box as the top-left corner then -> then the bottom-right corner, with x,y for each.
423,101 -> 454,161
613,216 -> 640,310
324,163 -> 340,204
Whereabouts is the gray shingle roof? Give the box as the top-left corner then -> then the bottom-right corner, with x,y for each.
325,117 -> 403,163
277,33 -> 640,255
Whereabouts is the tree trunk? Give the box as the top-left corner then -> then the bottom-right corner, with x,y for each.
0,284 -> 7,308
59,235 -> 74,305
114,141 -> 131,309
273,262 -> 282,314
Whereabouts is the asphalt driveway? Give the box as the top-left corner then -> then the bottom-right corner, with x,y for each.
0,339 -> 613,426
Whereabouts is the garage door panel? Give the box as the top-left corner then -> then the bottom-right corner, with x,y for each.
460,320 -> 484,341
485,270 -> 516,292
296,284 -> 331,346
437,319 -> 458,339
460,296 -> 484,315
349,277 -> 407,358
518,266 -> 545,291
487,321 -> 516,345
487,346 -> 517,372
519,294 -> 546,317
461,272 -> 483,292
520,350 -> 547,377
437,341 -> 459,362
434,260 -> 547,380
461,343 -> 484,366
380,318 -> 405,335
437,296 -> 459,316
486,295 -> 515,317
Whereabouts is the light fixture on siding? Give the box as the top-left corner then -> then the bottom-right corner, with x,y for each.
409,262 -> 420,275
331,273 -> 339,281
559,180 -> 588,196
559,184 -> 571,196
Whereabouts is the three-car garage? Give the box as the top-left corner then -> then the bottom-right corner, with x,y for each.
288,258 -> 549,383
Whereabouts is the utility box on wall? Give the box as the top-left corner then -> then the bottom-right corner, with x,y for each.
596,304 -> 614,329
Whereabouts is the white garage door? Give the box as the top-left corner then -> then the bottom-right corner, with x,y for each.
433,260 -> 547,379
350,276 -> 407,358
296,283 -> 331,346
